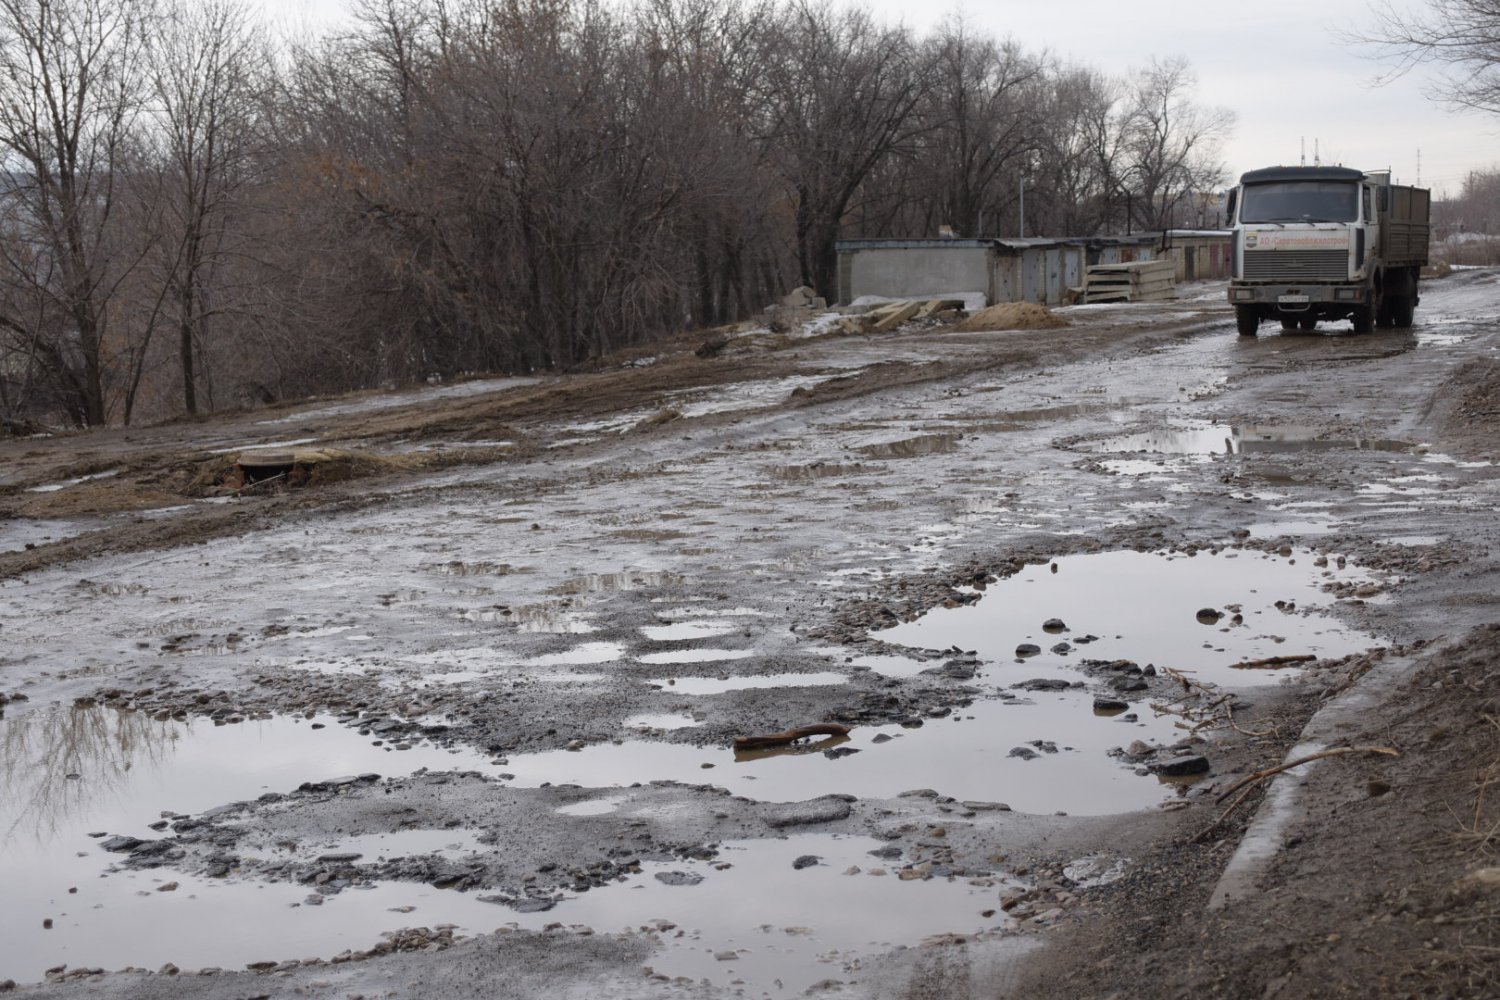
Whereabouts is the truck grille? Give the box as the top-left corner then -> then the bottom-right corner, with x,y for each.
1242,249 -> 1348,281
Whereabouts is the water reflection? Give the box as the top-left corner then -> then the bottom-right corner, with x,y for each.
1,705 -> 181,844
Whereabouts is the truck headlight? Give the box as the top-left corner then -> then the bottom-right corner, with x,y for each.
1229,288 -> 1255,302
1334,288 -> 1360,301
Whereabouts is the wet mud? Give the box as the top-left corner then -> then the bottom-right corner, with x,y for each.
3,274 -> 1500,997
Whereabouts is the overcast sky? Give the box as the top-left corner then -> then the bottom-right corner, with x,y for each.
256,0 -> 1491,196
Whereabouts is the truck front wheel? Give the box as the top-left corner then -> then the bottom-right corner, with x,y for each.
1351,301 -> 1375,334
1236,306 -> 1259,337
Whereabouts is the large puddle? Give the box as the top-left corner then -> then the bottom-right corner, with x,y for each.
2,708 -> 1028,992
878,548 -> 1382,687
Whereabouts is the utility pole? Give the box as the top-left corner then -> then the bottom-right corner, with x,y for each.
1018,175 -> 1025,238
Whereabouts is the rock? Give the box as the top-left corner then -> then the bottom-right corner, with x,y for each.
763,796 -> 853,828
1042,618 -> 1067,633
1008,747 -> 1039,761
654,871 -> 705,887
1016,678 -> 1071,691
960,800 -> 1012,812
1149,755 -> 1211,777
868,845 -> 903,860
823,747 -> 861,760
792,855 -> 821,870
1029,740 -> 1060,754
1093,696 -> 1129,711
156,882 -> 179,892
1112,677 -> 1149,693
1050,643 -> 1072,654
1195,608 -> 1223,624
1127,740 -> 1155,756
100,836 -> 142,853
317,852 -> 362,863
1015,643 -> 1042,657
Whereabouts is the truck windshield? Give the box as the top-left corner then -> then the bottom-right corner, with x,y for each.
1239,182 -> 1359,223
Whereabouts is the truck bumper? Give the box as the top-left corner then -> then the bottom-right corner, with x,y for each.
1227,283 -> 1367,309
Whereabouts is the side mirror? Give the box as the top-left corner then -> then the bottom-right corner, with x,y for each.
1225,189 -> 1237,225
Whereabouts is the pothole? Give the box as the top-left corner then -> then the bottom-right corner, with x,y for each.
500,693 -> 1184,814
640,621 -> 741,641
877,548 -> 1383,687
649,672 -> 847,694
549,571 -> 686,595
527,642 -> 626,667
0,706 -> 497,983
853,434 -> 960,459
638,648 -> 755,665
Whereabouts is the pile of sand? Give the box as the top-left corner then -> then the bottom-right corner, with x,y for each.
956,301 -> 1067,332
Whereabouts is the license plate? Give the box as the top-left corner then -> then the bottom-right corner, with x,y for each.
1278,294 -> 1309,305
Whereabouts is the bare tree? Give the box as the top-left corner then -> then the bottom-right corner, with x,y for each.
760,1 -> 926,299
918,21 -> 1045,237
143,0 -> 266,417
1118,57 -> 1233,231
0,0 -> 154,426
1363,1 -> 1500,115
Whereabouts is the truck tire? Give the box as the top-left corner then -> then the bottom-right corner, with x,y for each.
1351,302 -> 1375,334
1298,316 -> 1317,331
1236,306 -> 1259,337
1280,316 -> 1299,331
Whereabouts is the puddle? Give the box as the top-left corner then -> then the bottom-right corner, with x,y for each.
0,519 -> 98,554
527,642 -> 626,667
550,571 -> 685,595
640,621 -> 740,641
461,603 -> 597,633
2,708 -> 1042,991
425,561 -> 529,577
1085,423 -> 1416,456
551,833 -> 1019,994
637,648 -> 755,665
854,434 -> 960,459
501,692 -> 1184,813
0,707 -> 499,981
650,672 -> 847,694
837,652 -> 938,678
877,549 -> 1382,687
1246,516 -> 1339,538
25,469 -> 123,493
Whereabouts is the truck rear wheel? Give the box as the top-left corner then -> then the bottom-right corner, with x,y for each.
1389,294 -> 1415,328
1236,306 -> 1259,337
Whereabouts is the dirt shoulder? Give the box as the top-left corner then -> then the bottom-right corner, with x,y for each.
1005,626 -> 1499,1000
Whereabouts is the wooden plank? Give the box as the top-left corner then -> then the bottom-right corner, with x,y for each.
872,300 -> 922,332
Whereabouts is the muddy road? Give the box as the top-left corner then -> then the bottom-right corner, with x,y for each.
3,273 -> 1499,998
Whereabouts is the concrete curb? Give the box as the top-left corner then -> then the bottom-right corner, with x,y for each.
1207,652 -> 1422,910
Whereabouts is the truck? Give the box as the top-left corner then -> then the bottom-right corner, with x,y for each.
1225,165 -> 1430,336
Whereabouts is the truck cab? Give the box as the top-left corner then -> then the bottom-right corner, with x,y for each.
1226,165 -> 1429,336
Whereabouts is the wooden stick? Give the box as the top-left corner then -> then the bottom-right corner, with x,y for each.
734,723 -> 850,750
1228,654 -> 1317,670
1214,745 -> 1400,803
1191,745 -> 1399,843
